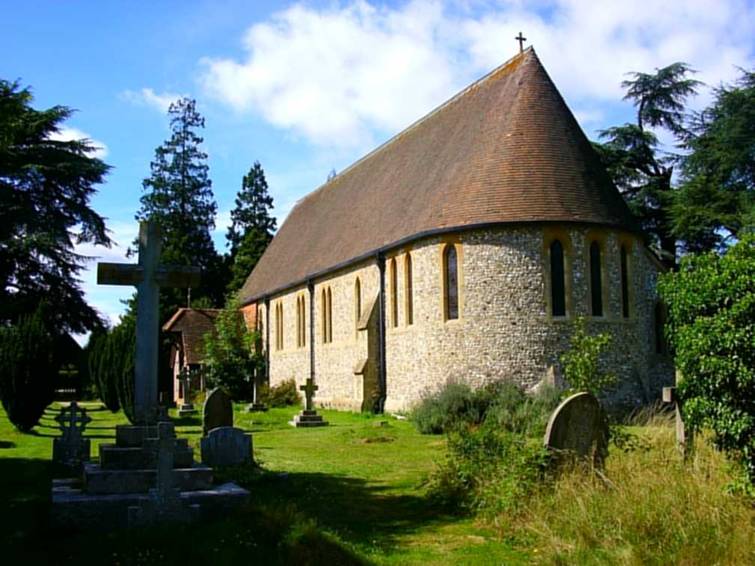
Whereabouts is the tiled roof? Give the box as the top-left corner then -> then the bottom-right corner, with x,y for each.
240,48 -> 638,302
162,308 -> 220,366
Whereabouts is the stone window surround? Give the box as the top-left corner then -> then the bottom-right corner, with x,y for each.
389,257 -> 398,328
275,301 -> 283,351
404,251 -> 414,326
321,286 -> 333,344
296,293 -> 307,349
584,229 -> 609,319
617,235 -> 634,319
439,239 -> 463,322
354,276 -> 362,336
543,227 -> 574,320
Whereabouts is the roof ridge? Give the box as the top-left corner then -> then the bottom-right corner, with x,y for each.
296,47 -> 536,207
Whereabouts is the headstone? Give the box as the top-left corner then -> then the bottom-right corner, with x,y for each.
97,221 -> 201,424
203,388 -> 233,435
247,370 -> 268,412
289,378 -> 328,428
663,369 -> 694,460
543,392 -> 608,467
52,401 -> 92,472
178,368 -> 197,416
201,427 -> 253,467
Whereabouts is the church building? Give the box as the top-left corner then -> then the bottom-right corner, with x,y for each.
239,48 -> 673,413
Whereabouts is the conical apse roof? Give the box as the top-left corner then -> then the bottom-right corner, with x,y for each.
241,48 -> 638,302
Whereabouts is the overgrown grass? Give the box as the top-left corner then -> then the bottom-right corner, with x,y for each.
516,423 -> 755,564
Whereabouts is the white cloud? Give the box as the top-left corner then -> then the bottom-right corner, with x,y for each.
198,0 -> 753,148
48,127 -> 108,159
121,87 -> 185,113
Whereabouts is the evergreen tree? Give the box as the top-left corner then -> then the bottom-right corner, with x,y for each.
594,63 -> 700,268
0,80 -> 111,333
226,161 -> 276,294
674,69 -> 755,251
137,97 -> 223,315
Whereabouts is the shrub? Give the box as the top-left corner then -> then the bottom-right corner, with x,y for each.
86,329 -> 120,412
659,235 -> 755,485
560,316 -> 616,396
261,378 -> 301,407
203,298 -> 263,401
411,381 -> 487,434
428,425 -> 549,516
484,383 -> 562,437
0,309 -> 57,431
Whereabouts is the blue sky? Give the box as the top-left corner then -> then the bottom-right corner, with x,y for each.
2,0 -> 753,336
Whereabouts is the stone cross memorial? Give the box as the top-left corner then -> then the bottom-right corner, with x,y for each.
52,401 -> 92,471
289,378 -> 328,428
98,221 -> 200,424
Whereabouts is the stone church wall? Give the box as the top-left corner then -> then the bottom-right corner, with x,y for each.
259,224 -> 673,413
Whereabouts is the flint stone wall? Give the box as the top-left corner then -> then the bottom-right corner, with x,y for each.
261,225 -> 673,413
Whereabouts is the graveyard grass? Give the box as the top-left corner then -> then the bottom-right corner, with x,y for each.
1,403 -> 753,565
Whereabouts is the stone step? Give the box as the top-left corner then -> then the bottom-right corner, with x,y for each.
115,425 -> 158,448
51,478 -> 250,530
289,412 -> 329,428
83,462 -> 214,494
99,444 -> 194,470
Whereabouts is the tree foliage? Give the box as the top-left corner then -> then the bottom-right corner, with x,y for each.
226,161 -> 276,294
595,63 -> 700,267
86,328 -> 120,412
674,69 -> 755,251
136,97 -> 224,315
203,298 -> 262,400
0,307 -> 57,431
0,80 -> 111,333
560,317 -> 616,397
658,236 -> 755,484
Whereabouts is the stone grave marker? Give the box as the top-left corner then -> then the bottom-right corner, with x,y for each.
663,369 -> 694,460
543,392 -> 608,467
53,401 -> 92,471
201,426 -> 253,467
203,388 -> 233,435
289,377 -> 328,427
178,368 -> 197,416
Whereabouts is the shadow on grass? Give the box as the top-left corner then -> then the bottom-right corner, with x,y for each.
222,466 -> 454,554
0,441 -> 16,449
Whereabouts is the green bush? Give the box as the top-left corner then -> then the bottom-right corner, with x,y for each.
659,235 -> 755,485
261,378 -> 301,407
484,383 -> 562,437
0,309 -> 58,431
428,425 -> 549,516
86,329 -> 120,412
410,381 -> 486,434
560,316 -> 616,396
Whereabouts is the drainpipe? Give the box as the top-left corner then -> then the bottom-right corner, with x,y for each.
264,297 -> 270,385
308,280 -> 315,383
377,252 -> 387,413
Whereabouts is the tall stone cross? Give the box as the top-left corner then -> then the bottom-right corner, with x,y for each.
300,378 -> 318,412
98,221 -> 200,424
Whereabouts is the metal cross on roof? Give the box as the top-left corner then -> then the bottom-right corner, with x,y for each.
515,32 -> 527,53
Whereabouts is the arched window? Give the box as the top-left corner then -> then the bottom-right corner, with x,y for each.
321,288 -> 327,343
589,241 -> 603,316
549,239 -> 566,317
354,277 -> 361,331
296,296 -> 306,348
390,258 -> 398,327
326,287 -> 333,343
620,245 -> 630,318
444,245 -> 459,320
276,302 -> 283,351
405,253 -> 413,325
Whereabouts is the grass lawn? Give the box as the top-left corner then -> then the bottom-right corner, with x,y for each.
0,402 -> 524,565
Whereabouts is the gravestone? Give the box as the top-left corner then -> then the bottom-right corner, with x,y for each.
178,368 -> 197,416
201,427 -> 253,467
247,370 -> 268,412
543,392 -> 608,467
52,401 -> 92,472
203,388 -> 233,435
289,378 -> 328,428
663,369 -> 694,460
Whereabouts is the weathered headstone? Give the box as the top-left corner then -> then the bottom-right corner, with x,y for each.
201,427 -> 253,467
663,370 -> 694,460
543,392 -> 608,467
203,388 -> 233,435
52,401 -> 92,471
289,378 -> 328,428
97,221 -> 200,424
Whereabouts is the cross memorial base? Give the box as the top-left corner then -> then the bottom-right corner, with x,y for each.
246,403 -> 268,413
289,410 -> 328,428
178,403 -> 197,417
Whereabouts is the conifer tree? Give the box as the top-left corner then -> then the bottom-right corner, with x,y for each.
226,161 -> 276,294
137,98 -> 223,314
